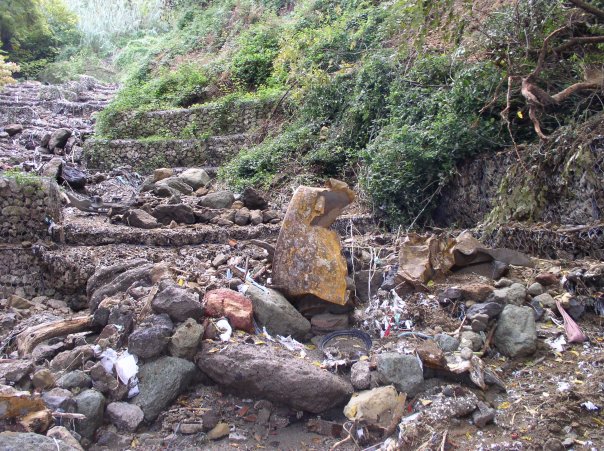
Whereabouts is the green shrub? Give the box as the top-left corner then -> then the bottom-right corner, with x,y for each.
231,25 -> 280,90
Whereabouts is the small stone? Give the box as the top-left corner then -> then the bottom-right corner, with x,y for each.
203,288 -> 254,333
106,402 -> 144,432
9,294 -> 33,309
472,401 -> 496,428
435,334 -> 459,352
466,302 -> 503,319
153,168 -> 174,182
459,283 -> 494,301
494,278 -> 513,288
57,370 -> 92,390
207,422 -> 230,440
231,200 -> 245,209
234,207 -> 251,226
535,272 -> 559,286
0,360 -> 34,383
128,314 -> 173,359
32,369 -> 55,390
460,331 -> 483,352
533,293 -> 556,309
180,423 -> 204,435
42,388 -> 76,412
124,209 -> 160,229
46,426 -> 84,451
460,347 -> 473,360
530,299 -> 544,321
471,319 -> 487,332
527,282 -> 544,297
212,253 -> 228,268
376,353 -> 424,396
169,318 -> 203,360
151,280 -> 203,322
350,360 -> 371,390
489,283 -> 527,305
4,123 -> 23,136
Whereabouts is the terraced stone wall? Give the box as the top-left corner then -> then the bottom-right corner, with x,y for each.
84,135 -> 251,173
102,98 -> 281,140
0,174 -> 64,298
0,174 -> 63,244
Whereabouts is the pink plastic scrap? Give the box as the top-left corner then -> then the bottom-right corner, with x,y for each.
556,301 -> 587,343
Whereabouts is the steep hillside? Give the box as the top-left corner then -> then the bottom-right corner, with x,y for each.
90,0 -> 604,233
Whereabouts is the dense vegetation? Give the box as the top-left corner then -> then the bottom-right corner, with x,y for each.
3,0 -> 604,226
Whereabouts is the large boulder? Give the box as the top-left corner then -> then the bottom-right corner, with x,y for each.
178,168 -> 210,190
376,353 -> 424,396
494,305 -> 537,357
151,280 -> 203,322
244,284 -> 310,339
0,432 -> 80,451
203,288 -> 254,332
132,356 -> 197,421
197,344 -> 353,413
199,190 -> 235,209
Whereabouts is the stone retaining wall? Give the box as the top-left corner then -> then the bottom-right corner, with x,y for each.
0,174 -> 63,244
103,97 -> 281,140
84,134 -> 252,173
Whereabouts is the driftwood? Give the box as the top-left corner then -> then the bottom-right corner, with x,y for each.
16,315 -> 93,356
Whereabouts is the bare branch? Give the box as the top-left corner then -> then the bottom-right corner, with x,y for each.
530,26 -> 570,79
552,80 -> 603,102
568,0 -> 604,21
554,35 -> 604,53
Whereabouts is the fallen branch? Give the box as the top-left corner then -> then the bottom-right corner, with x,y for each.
568,0 -> 604,20
16,315 -> 93,356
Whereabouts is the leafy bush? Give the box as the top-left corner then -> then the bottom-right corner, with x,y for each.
363,57 -> 506,225
231,25 -> 280,90
0,53 -> 19,86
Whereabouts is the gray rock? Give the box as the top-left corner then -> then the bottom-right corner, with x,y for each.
57,370 -> 92,390
494,305 -> 537,357
350,360 -> 371,390
435,334 -> 459,352
178,168 -> 210,190
489,283 -> 527,305
234,207 -> 251,226
124,209 -> 160,229
106,402 -> 144,432
376,353 -> 424,396
4,123 -> 23,136
50,345 -> 95,372
531,292 -> 556,309
0,432 -> 80,451
466,302 -> 503,319
0,360 -> 33,383
48,128 -> 72,150
151,280 -> 203,322
155,176 -> 193,195
249,209 -> 263,225
311,312 -> 349,334
40,157 -> 63,179
354,270 -> 383,302
152,184 -> 178,198
75,389 -> 105,439
527,282 -> 544,297
494,278 -> 513,288
241,187 -> 268,210
46,426 -> 84,451
42,387 -> 76,412
169,318 -> 203,360
530,299 -> 544,321
199,190 -> 235,209
128,314 -> 173,359
88,260 -> 155,311
198,344 -> 352,413
133,356 -> 197,421
472,401 -> 496,428
152,203 -> 195,225
460,330 -> 484,352
244,284 -> 311,339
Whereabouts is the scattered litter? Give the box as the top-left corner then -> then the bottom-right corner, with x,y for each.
546,335 -> 567,353
557,301 -> 587,343
581,401 -> 600,411
216,319 -> 233,342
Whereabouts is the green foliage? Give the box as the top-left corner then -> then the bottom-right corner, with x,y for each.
231,25 -> 280,90
363,57 -> 506,225
0,0 -> 79,77
0,53 -> 19,85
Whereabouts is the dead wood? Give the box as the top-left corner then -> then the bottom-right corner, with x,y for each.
16,315 -> 93,356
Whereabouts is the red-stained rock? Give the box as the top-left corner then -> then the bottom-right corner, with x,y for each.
203,289 -> 254,333
534,272 -> 559,286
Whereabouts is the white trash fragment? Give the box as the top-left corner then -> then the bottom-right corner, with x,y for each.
557,381 -> 571,392
216,319 -> 232,342
546,335 -> 567,353
99,348 -> 118,374
116,351 -> 138,385
581,401 -> 599,411
262,326 -> 275,342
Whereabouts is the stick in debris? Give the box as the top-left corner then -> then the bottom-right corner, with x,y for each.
16,315 -> 93,356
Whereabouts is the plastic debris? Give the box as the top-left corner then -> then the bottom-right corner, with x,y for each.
557,301 -> 587,343
216,318 -> 233,342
